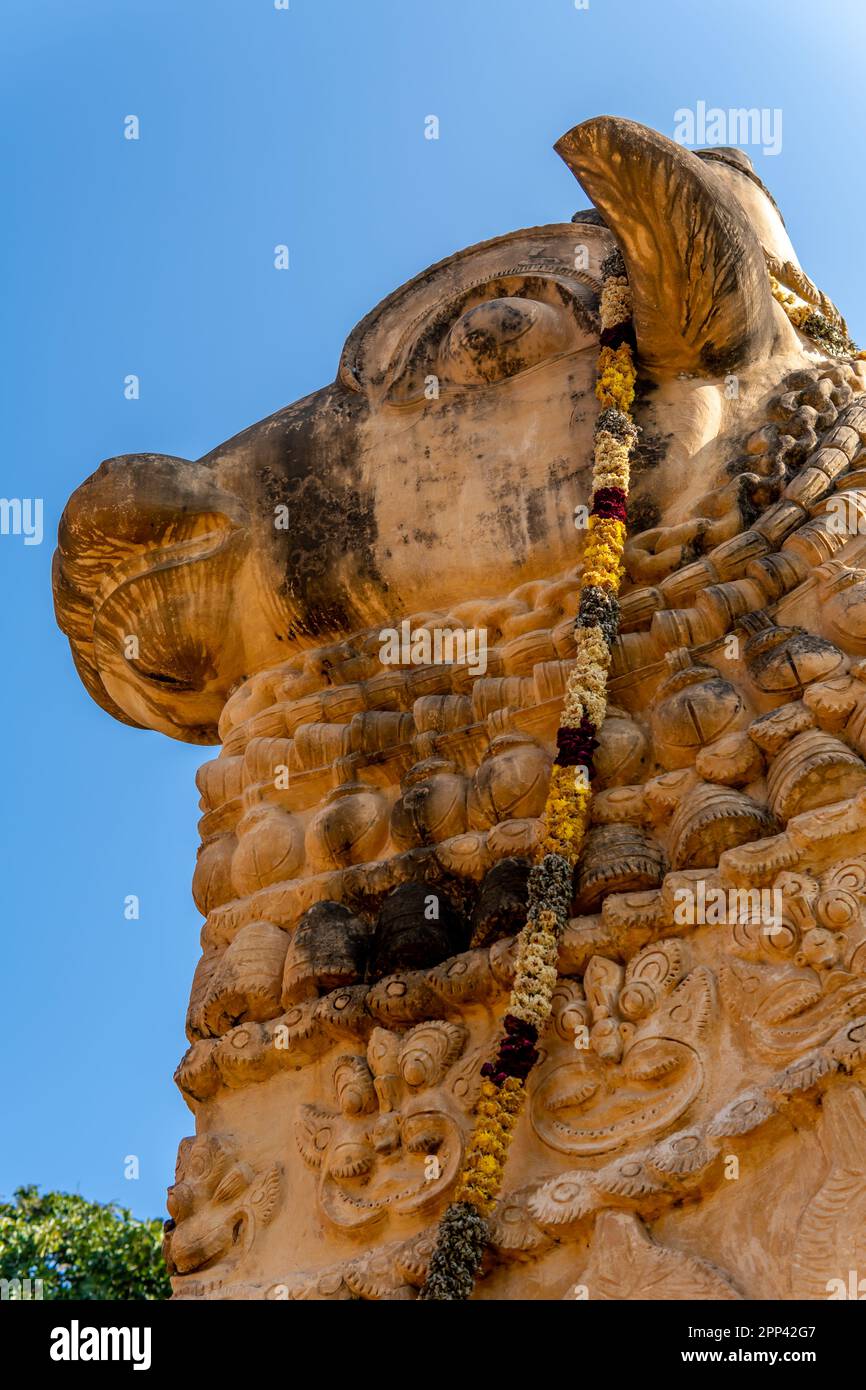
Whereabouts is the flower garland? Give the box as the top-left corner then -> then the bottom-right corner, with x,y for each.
418,250 -> 866,1301
419,249 -> 637,1300
769,275 -> 864,359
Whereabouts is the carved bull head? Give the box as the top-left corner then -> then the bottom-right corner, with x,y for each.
54,116 -> 809,743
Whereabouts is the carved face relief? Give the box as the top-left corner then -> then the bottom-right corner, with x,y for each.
297,1022 -> 475,1231
531,945 -> 715,1156
721,862 -> 866,1064
163,1135 -> 281,1277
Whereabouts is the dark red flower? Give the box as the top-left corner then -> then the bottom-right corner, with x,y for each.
591,487 -> 629,523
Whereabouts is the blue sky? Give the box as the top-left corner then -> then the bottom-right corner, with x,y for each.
2,0 -> 865,1221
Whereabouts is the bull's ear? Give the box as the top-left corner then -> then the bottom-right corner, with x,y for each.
555,116 -> 777,379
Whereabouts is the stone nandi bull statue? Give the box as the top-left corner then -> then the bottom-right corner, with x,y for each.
54,118 -> 866,1300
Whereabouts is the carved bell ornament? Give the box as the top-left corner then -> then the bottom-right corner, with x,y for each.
739,611 -> 848,695
819,562 -> 866,654
650,649 -> 753,770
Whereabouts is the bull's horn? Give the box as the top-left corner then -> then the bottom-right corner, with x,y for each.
555,116 -> 777,378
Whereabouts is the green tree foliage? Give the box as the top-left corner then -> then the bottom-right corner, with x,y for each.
0,1186 -> 170,1300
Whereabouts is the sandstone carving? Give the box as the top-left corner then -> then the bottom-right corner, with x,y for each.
530,945 -> 714,1156
576,1211 -> 742,1301
55,114 -> 866,1298
296,1022 -> 477,1233
163,1135 -> 281,1278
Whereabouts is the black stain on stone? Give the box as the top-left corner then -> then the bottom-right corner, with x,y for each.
630,429 -> 670,480
243,384 -> 389,638
627,495 -> 661,533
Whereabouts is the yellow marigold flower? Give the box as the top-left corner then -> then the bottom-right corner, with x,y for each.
595,344 -> 636,411
547,764 -> 591,799
587,513 -> 627,546
496,1104 -> 522,1125
458,1188 -> 495,1215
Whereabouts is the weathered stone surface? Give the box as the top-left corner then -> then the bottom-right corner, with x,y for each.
55,115 -> 866,1299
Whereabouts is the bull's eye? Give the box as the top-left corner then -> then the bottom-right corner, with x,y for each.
440,297 -> 576,385
372,275 -> 597,403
